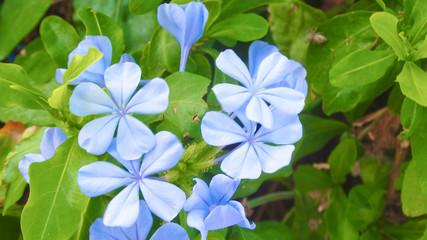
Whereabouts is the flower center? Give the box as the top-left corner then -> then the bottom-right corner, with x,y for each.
131,172 -> 143,182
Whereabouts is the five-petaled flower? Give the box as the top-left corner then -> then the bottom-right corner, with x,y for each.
157,1 -> 209,72
184,174 -> 255,240
201,110 -> 302,179
90,200 -> 189,240
78,131 -> 186,227
213,40 -> 306,129
69,62 -> 169,160
18,127 -> 67,183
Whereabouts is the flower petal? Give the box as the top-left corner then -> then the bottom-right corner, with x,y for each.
221,143 -> 261,179
253,144 -> 294,174
204,205 -> 244,231
183,2 -> 208,46
258,87 -> 305,115
201,111 -> 247,146
248,40 -> 280,77
157,3 -> 186,46
103,183 -> 140,227
255,112 -> 302,144
255,52 -> 290,88
184,178 -> 212,212
139,179 -> 186,222
77,161 -> 133,197
140,131 -> 184,177
187,209 -> 209,233
55,68 -> 66,84
116,115 -> 155,160
151,223 -> 190,240
104,62 -> 141,107
245,96 -> 274,129
107,138 -> 141,173
78,115 -> 120,155
18,153 -> 44,183
69,82 -> 116,116
119,53 -> 136,63
209,174 -> 240,205
227,200 -> 256,229
126,78 -> 169,114
211,83 -> 251,113
40,127 -> 67,159
89,218 -> 122,240
216,50 -> 252,88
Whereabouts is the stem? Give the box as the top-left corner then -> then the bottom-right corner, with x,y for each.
179,46 -> 190,72
247,191 -> 294,209
386,139 -> 410,207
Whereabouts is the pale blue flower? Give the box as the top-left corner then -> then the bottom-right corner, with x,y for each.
184,174 -> 255,240
201,110 -> 302,179
78,131 -> 186,227
90,200 -> 189,240
157,2 -> 208,71
69,62 -> 169,160
213,40 -> 306,129
56,36 -> 135,87
18,127 -> 67,183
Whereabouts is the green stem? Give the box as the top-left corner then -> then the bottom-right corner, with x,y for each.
247,191 -> 294,209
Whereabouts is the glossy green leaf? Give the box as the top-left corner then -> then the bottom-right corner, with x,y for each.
252,221 -> 292,240
382,216 -> 427,240
0,0 -> 52,60
269,1 -> 327,63
400,97 -> 427,139
207,13 -> 268,42
346,184 -> 385,231
325,187 -> 358,240
328,138 -> 357,184
293,114 -> 349,161
40,16 -> 81,68
0,134 -> 15,184
156,72 -> 210,139
129,0 -> 162,15
21,137 -> 97,240
330,49 -> 396,88
204,1 -> 221,31
359,156 -> 391,189
401,160 -> 427,217
360,226 -> 383,240
63,47 -> 103,84
228,226 -> 262,240
0,63 -> 47,110
413,35 -> 427,60
370,12 -> 407,60
2,128 -> 45,215
294,165 -> 332,192
77,7 -> 124,63
397,61 -> 427,107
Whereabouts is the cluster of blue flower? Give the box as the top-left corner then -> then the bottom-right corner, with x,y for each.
18,2 -> 306,239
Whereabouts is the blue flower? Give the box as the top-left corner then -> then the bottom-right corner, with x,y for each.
18,127 -> 67,183
56,36 -> 135,87
69,62 -> 169,160
90,200 -> 189,240
157,2 -> 209,72
213,40 -> 306,129
78,131 -> 186,227
184,174 -> 255,240
201,110 -> 302,179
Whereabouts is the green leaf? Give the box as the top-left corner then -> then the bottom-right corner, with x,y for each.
269,1 -> 327,64
293,114 -> 349,161
359,156 -> 391,189
346,184 -> 386,231
63,47 -> 104,84
382,216 -> 427,240
207,13 -> 268,42
252,221 -> 292,240
397,61 -> 427,107
0,0 -> 52,60
40,15 -> 81,68
293,165 -> 332,192
21,137 -> 97,240
413,35 -> 427,60
400,97 -> 427,139
77,7 -> 124,63
370,12 -> 407,60
328,138 -> 357,184
204,1 -> 221,30
2,128 -> 45,215
0,216 -> 20,240
0,134 -> 16,181
406,0 -> 427,44
387,84 -> 405,115
156,72 -> 210,139
228,226 -> 262,240
129,0 -> 162,15
330,49 -> 396,88
401,160 -> 427,217
0,63 -> 48,110
324,187 -> 358,240
360,226 -> 383,240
